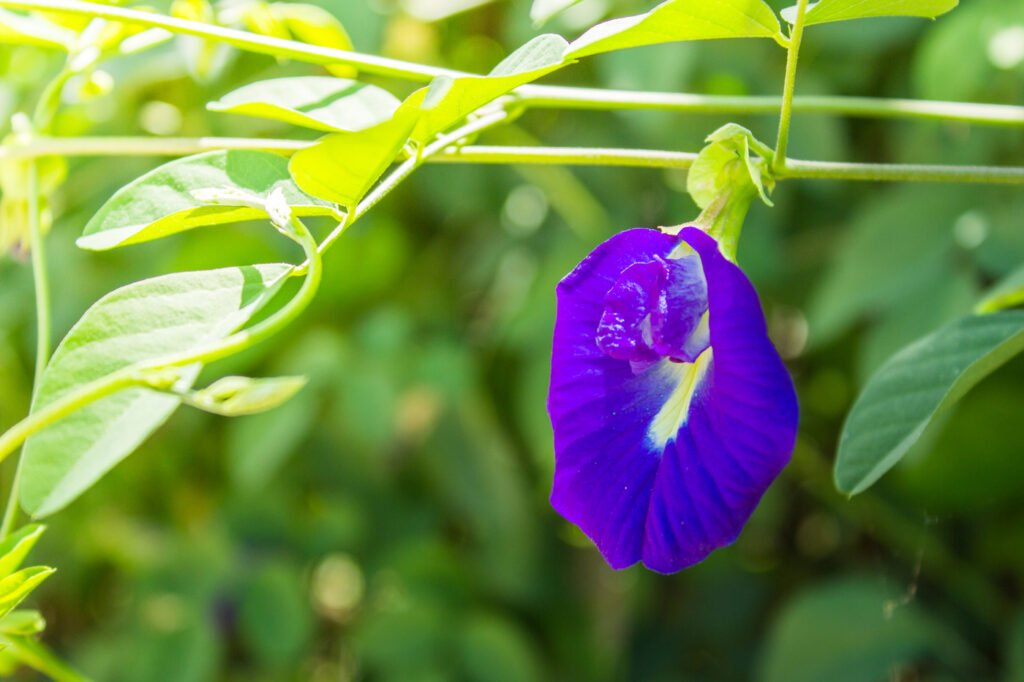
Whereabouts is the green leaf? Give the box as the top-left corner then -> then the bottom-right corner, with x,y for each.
0,568 -> 54,621
0,526 -> 45,579
566,0 -> 783,60
21,263 -> 292,517
411,34 -> 570,143
781,0 -> 958,25
835,311 -> 1024,495
976,263 -> 1024,313
208,77 -> 399,132
288,95 -> 421,208
186,375 -> 308,416
759,578 -> 950,682
77,150 -> 338,251
529,0 -> 584,25
687,124 -> 773,209
0,611 -> 44,636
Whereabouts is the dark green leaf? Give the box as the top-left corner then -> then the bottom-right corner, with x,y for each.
21,264 -> 292,517
77,151 -> 338,250
207,77 -> 399,132
836,311 -> 1024,494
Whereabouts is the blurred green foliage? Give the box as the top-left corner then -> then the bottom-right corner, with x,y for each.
0,0 -> 1023,680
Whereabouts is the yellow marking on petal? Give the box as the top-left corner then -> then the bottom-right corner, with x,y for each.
647,349 -> 713,449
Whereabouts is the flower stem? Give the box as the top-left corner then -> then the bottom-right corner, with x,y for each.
773,0 -> 810,173
1,0 -> 1022,129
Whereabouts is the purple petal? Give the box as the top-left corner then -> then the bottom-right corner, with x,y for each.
547,226 -> 798,573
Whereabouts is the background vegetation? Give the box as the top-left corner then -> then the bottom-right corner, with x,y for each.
1,0 -> 1023,679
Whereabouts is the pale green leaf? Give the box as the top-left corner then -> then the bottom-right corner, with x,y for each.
411,34 -> 570,143
781,0 -> 957,25
566,0 -> 783,60
288,95 -> 421,207
77,150 -> 338,251
975,263 -> 1024,314
208,77 -> 399,132
835,311 -> 1024,495
21,264 -> 292,517
530,0 -> 584,25
0,526 -> 44,579
187,375 -> 308,416
0,611 -> 44,636
0,568 -> 53,621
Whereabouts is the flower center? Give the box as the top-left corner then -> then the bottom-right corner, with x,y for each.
596,254 -> 710,375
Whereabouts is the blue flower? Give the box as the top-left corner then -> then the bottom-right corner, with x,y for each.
547,226 -> 798,573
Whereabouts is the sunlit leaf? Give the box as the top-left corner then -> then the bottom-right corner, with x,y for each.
77,150 -> 338,250
566,0 -> 783,60
187,375 -> 308,416
530,0 -> 584,25
411,34 -> 570,143
288,94 -> 422,208
835,311 -> 1024,495
0,568 -> 53,621
269,2 -> 357,78
20,264 -> 293,517
208,77 -> 399,132
0,526 -> 44,579
781,0 -> 958,25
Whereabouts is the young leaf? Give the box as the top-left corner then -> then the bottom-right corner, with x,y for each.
0,568 -> 54,622
77,150 -> 338,250
530,0 -> 585,26
0,526 -> 45,579
288,95 -> 421,208
186,375 -> 308,416
0,611 -> 44,636
835,311 -> 1024,495
566,0 -> 783,60
781,0 -> 958,26
208,77 -> 399,132
20,264 -> 292,517
411,34 -> 571,143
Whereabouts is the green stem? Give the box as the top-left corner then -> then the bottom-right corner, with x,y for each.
774,0 -> 810,173
0,221 -> 323,468
1,0 -> 1022,129
5,137 -> 1023,184
0,161 -> 47,538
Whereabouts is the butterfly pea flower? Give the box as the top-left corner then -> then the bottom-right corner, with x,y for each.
547,226 -> 798,573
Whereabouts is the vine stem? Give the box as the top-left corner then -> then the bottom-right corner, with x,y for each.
774,0 -> 810,173
0,161 -> 47,538
0,0 -> 1022,128
4,137 -> 1024,184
